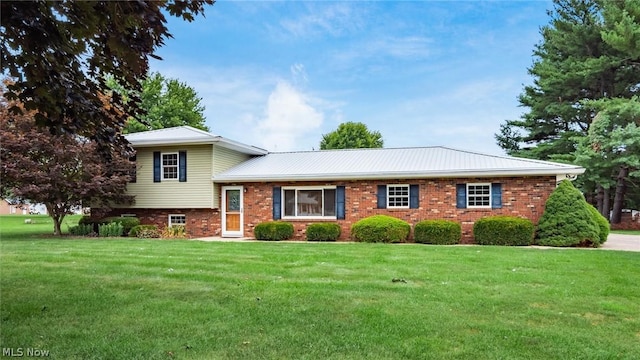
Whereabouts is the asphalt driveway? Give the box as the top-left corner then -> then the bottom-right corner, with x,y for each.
602,233 -> 640,252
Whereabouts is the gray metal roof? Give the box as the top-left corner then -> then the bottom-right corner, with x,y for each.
214,146 -> 585,182
125,126 -> 267,155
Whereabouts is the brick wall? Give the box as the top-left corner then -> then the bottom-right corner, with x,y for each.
105,208 -> 221,238
240,176 -> 557,243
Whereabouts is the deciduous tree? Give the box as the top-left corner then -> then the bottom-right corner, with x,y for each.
320,122 -> 384,150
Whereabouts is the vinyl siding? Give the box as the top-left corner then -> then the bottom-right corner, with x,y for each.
212,145 -> 252,208
120,145 -> 214,209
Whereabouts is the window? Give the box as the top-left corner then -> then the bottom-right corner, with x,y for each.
162,153 -> 179,180
120,214 -> 137,218
282,187 -> 336,218
387,185 -> 409,208
169,214 -> 186,227
467,183 -> 491,208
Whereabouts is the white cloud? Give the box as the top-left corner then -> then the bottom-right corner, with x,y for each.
277,3 -> 364,38
256,81 -> 323,151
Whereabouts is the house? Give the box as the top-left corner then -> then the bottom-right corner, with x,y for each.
0,199 -> 31,215
103,126 -> 585,242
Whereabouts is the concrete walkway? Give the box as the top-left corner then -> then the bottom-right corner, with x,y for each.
194,234 -> 640,252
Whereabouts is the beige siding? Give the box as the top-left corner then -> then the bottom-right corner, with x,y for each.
212,145 -> 252,208
120,145 -> 214,209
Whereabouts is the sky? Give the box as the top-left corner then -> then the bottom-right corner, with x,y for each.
149,0 -> 554,155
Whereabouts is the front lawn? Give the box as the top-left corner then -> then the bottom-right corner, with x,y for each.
1,237 -> 639,359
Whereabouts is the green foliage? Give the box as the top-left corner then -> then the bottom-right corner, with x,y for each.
587,203 -> 610,245
161,225 -> 187,239
350,215 -> 410,243
306,223 -> 341,242
68,224 -> 95,236
414,220 -> 461,245
254,221 -> 294,241
473,216 -> 535,246
98,222 -> 124,237
129,225 -> 160,239
536,180 -> 600,247
320,122 -> 384,150
103,216 -> 140,235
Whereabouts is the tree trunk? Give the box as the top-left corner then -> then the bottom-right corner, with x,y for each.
46,203 -> 65,236
596,185 -> 604,214
611,167 -> 629,224
602,187 -> 611,221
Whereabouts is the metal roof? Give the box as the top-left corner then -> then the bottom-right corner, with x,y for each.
125,126 -> 267,155
214,146 -> 585,182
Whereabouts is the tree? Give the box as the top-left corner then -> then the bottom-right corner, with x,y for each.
109,72 -> 209,133
1,0 -> 213,153
320,122 -> 384,150
0,93 -> 135,236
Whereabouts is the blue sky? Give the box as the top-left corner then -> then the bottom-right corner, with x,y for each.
150,1 -> 553,154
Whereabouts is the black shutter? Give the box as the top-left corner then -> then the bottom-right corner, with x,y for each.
377,185 -> 387,209
273,187 -> 281,220
179,151 -> 187,182
409,184 -> 419,209
130,154 -> 137,183
153,152 -> 161,183
491,183 -> 502,209
336,186 -> 346,220
456,184 -> 466,209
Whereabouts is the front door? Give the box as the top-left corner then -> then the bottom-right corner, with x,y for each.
222,186 -> 243,237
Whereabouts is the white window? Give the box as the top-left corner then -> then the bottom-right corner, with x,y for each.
467,183 -> 491,208
283,187 -> 336,218
162,153 -> 179,180
168,214 -> 186,227
387,185 -> 409,208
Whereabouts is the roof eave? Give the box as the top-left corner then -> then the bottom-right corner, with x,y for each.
213,167 -> 586,183
129,137 -> 268,155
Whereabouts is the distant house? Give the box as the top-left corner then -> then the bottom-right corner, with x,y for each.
102,126 -> 585,242
0,199 -> 31,215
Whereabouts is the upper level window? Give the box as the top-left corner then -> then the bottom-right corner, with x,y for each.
162,153 -> 178,180
283,187 -> 336,218
387,185 -> 409,208
467,183 -> 491,208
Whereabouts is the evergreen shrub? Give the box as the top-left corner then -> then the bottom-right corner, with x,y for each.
306,223 -> 341,241
473,216 -> 535,246
129,225 -> 160,238
414,220 -> 461,245
254,221 -> 294,241
350,215 -> 410,243
587,204 -> 610,245
536,180 -> 600,247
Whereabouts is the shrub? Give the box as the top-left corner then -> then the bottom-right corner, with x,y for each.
350,215 -> 410,243
103,216 -> 140,235
254,221 -> 294,241
587,204 -> 610,246
414,220 -> 461,245
473,216 -> 535,246
306,223 -> 341,242
68,223 -> 95,236
129,225 -> 160,239
536,180 -> 600,247
161,225 -> 187,239
98,222 -> 124,237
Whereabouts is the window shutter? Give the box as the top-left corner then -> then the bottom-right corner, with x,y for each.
491,183 -> 502,209
409,184 -> 419,209
179,151 -> 187,182
272,187 -> 281,220
456,184 -> 466,209
130,155 -> 137,183
377,185 -> 387,209
153,152 -> 161,183
336,186 -> 346,220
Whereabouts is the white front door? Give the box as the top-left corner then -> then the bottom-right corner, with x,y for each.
222,186 -> 243,237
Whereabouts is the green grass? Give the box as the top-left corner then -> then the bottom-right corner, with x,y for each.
0,214 -> 82,240
1,216 -> 639,359
611,229 -> 640,235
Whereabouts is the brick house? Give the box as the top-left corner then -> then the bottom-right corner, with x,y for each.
105,126 -> 585,243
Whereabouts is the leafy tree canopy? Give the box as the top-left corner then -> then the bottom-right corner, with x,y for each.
320,122 -> 384,150
0,0 -> 214,153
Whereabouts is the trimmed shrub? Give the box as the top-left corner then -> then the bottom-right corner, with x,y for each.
306,223 -> 341,241
98,222 -> 124,237
69,223 -> 95,236
254,221 -> 294,241
129,225 -> 160,238
414,220 -> 461,245
103,216 -> 140,235
350,215 -> 410,243
473,216 -> 535,246
536,180 -> 600,247
587,204 -> 610,246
